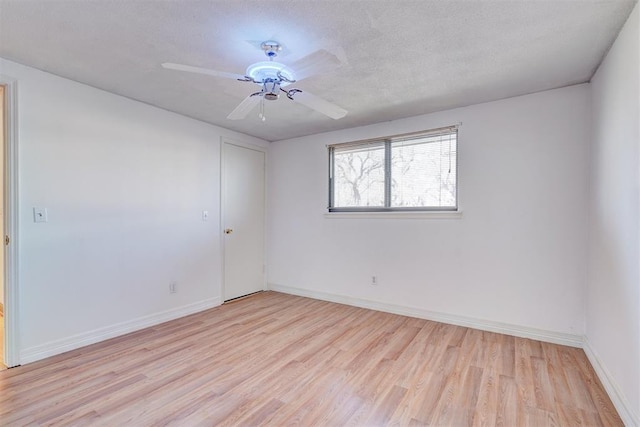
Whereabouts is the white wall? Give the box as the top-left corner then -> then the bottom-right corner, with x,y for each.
0,58 -> 267,361
268,84 -> 590,337
587,3 -> 639,424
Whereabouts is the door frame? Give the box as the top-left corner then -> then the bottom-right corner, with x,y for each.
1,76 -> 20,367
220,137 -> 267,302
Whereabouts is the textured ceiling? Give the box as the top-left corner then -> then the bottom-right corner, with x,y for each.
0,0 -> 636,141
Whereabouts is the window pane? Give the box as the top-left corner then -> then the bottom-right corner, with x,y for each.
333,143 -> 385,207
390,133 -> 457,208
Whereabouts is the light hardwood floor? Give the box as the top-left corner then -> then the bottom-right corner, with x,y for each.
0,291 -> 622,426
0,312 -> 5,370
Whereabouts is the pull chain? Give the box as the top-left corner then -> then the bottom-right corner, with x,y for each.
258,97 -> 266,122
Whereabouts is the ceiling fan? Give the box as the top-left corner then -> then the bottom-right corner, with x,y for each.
162,41 -> 347,121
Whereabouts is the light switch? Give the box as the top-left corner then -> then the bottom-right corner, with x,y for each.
33,207 -> 48,223
202,210 -> 209,221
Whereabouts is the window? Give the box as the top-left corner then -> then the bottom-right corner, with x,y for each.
329,126 -> 458,212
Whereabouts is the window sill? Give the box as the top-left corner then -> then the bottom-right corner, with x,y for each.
324,211 -> 463,219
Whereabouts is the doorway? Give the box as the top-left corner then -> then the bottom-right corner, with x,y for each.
0,77 -> 16,369
221,141 -> 266,301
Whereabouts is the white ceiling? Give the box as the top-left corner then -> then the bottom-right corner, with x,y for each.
0,0 -> 635,141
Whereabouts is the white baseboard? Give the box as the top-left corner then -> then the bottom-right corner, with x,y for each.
583,337 -> 639,427
268,283 -> 583,348
20,297 -> 221,364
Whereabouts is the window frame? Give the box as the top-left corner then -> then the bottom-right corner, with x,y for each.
328,126 -> 459,213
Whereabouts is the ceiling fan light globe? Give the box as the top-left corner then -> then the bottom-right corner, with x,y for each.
245,61 -> 295,86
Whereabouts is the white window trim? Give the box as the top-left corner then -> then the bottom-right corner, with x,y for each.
324,210 -> 463,219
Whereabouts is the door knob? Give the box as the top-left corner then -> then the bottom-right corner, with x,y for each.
224,228 -> 233,234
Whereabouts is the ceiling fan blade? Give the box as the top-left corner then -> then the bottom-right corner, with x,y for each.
289,49 -> 341,81
162,63 -> 247,81
227,93 -> 262,120
290,90 -> 347,120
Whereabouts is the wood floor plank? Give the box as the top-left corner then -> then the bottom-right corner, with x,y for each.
531,356 -> 555,411
0,291 -> 623,426
472,367 -> 499,426
496,374 -> 518,427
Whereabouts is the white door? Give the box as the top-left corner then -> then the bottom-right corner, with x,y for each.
222,142 -> 265,301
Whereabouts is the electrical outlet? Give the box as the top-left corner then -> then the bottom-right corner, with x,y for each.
169,282 -> 177,294
371,276 -> 378,286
